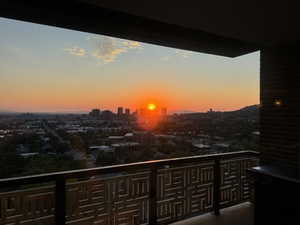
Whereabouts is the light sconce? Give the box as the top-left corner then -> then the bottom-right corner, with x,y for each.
274,99 -> 282,107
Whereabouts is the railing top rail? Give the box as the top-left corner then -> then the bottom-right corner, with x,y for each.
0,150 -> 259,186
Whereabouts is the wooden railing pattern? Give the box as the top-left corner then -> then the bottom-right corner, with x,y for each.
0,151 -> 259,225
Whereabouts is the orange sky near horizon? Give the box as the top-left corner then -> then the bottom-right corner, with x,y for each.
0,80 -> 257,113
0,17 -> 259,114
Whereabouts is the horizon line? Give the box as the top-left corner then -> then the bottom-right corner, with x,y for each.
0,104 -> 259,115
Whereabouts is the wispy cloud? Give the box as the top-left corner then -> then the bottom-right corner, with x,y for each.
175,49 -> 194,58
64,46 -> 86,56
63,37 -> 142,64
88,36 -> 143,64
160,49 -> 194,62
122,40 -> 142,49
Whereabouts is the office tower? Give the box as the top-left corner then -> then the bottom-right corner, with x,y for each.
140,108 -> 146,116
89,109 -> 100,117
117,107 -> 123,116
161,108 -> 167,116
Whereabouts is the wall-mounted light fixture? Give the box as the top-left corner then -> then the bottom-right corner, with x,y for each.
274,99 -> 282,107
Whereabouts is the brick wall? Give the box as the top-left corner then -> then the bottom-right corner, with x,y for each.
260,47 -> 300,167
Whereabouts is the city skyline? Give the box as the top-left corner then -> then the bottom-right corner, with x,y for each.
0,17 -> 259,113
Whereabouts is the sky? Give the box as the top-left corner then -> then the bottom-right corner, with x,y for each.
0,17 -> 260,114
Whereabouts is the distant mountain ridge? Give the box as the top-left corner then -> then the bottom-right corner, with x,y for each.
176,105 -> 259,115
176,105 -> 259,121
235,105 -> 259,113
224,104 -> 259,119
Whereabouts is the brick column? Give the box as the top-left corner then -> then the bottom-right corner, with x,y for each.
260,46 -> 300,167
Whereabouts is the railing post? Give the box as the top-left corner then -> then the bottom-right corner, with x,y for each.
149,165 -> 157,225
213,158 -> 221,215
55,177 -> 66,225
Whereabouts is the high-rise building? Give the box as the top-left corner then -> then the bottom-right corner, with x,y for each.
132,110 -> 138,117
140,108 -> 146,116
125,108 -> 130,115
117,107 -> 123,116
101,110 -> 114,120
89,109 -> 100,117
161,108 -> 167,116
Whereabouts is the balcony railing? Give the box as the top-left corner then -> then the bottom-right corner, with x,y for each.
0,151 -> 259,225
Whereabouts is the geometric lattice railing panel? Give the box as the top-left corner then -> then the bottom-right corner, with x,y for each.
66,172 -> 150,225
220,157 -> 259,208
0,186 -> 55,225
0,151 -> 259,225
157,162 -> 214,224
0,172 -> 151,225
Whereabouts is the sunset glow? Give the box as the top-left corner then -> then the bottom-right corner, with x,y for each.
0,17 -> 259,113
147,103 -> 157,111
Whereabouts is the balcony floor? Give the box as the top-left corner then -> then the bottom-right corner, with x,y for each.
171,202 -> 253,225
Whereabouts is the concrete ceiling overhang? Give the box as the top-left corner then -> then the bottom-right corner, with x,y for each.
3,1 -> 296,57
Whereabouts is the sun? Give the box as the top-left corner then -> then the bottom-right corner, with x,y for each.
147,103 -> 157,111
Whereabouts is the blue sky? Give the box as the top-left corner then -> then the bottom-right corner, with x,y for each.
0,17 -> 260,113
